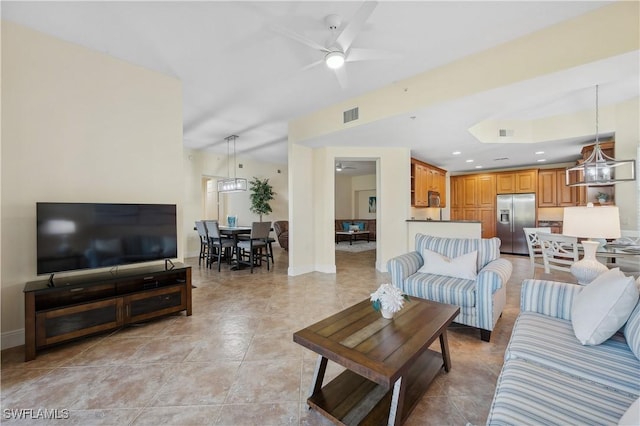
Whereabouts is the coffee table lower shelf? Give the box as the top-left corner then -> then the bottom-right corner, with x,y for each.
307,348 -> 444,425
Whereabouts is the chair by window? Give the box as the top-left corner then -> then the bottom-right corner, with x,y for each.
205,220 -> 237,271
538,232 -> 579,274
195,221 -> 209,266
523,227 -> 551,277
236,221 -> 272,273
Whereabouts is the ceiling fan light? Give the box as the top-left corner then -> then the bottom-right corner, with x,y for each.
325,51 -> 345,69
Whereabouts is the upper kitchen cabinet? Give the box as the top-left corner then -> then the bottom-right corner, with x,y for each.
496,170 -> 538,194
538,168 -> 578,207
411,158 -> 447,208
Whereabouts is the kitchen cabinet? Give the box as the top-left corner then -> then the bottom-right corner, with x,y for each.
450,174 -> 496,238
538,168 -> 577,207
411,159 -> 447,207
496,170 -> 538,194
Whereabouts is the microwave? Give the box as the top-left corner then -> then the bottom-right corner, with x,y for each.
428,191 -> 441,207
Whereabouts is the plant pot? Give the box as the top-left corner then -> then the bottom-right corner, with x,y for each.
381,308 -> 395,319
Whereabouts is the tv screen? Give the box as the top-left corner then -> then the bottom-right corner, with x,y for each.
37,203 -> 178,275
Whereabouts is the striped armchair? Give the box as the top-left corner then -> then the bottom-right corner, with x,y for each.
387,234 -> 512,341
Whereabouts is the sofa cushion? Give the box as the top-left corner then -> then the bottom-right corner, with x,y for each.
506,312 -> 640,397
624,302 -> 640,360
418,249 -> 477,280
488,358 -> 637,426
414,234 -> 500,270
404,273 -> 476,308
341,221 -> 351,231
572,268 -> 639,345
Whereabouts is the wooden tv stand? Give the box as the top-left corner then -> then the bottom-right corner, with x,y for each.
23,263 -> 192,361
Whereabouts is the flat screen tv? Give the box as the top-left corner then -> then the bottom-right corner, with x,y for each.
37,202 -> 178,275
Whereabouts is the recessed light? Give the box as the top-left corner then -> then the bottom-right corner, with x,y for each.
466,159 -> 474,163
535,151 -> 545,155
475,165 -> 483,169
537,159 -> 546,162
452,151 -> 461,155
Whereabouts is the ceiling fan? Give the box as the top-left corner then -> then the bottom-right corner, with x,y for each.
336,162 -> 356,172
271,1 -> 392,89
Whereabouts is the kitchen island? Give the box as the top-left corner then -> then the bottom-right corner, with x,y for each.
406,219 -> 481,251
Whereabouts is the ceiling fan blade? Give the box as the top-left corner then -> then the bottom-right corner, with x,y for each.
270,23 -> 330,53
333,67 -> 349,89
346,47 -> 399,63
300,59 -> 325,72
335,1 -> 378,51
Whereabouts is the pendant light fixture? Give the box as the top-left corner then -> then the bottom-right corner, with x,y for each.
217,135 -> 247,193
566,85 -> 636,187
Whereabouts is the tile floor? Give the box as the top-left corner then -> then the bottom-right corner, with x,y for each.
1,248 -> 563,425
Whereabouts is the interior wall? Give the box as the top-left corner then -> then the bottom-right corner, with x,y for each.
334,174 -> 352,219
1,22 -> 183,348
356,190 -> 376,219
183,149 -> 289,258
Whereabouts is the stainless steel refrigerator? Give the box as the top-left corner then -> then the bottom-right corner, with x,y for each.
496,193 -> 536,254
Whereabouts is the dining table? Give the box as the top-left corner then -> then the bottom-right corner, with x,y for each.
218,226 -> 252,270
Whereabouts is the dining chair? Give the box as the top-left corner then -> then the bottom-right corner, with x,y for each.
236,221 -> 272,273
538,232 -> 579,274
195,221 -> 210,267
523,227 -> 551,277
205,220 -> 237,271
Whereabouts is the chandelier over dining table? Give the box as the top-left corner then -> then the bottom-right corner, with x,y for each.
217,135 -> 247,193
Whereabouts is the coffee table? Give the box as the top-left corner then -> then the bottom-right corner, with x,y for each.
293,298 -> 459,425
335,230 -> 370,245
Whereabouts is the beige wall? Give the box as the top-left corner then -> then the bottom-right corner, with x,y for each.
183,149 -> 288,257
1,22 -> 183,348
334,174 -> 352,219
334,174 -> 376,219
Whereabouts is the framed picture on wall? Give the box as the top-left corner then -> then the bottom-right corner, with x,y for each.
369,196 -> 376,213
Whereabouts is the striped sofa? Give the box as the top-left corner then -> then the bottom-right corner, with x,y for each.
487,279 -> 640,425
387,234 -> 512,341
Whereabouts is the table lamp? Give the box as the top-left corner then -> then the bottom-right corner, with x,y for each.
563,205 -> 621,284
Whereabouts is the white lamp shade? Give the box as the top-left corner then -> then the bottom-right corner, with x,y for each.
563,206 -> 621,239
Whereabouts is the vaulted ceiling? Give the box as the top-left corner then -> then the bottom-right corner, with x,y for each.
3,1 -> 638,172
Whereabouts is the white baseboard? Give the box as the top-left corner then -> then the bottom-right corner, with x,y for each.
2,328 -> 24,350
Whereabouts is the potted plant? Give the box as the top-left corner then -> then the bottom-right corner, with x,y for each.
596,192 -> 609,204
370,283 -> 410,319
249,177 -> 276,222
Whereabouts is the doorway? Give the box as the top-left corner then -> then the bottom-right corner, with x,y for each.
334,159 -> 378,270
202,176 -> 226,221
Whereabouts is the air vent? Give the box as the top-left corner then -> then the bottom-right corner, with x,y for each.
498,129 -> 514,137
493,157 -> 509,161
343,107 -> 359,123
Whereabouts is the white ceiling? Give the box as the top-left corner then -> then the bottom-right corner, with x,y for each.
3,1 -> 638,173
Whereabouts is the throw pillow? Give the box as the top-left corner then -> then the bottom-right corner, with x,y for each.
618,397 -> 639,426
349,225 -> 359,232
342,222 -> 351,231
571,268 -> 639,345
624,301 -> 640,360
355,221 -> 365,231
418,249 -> 478,280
